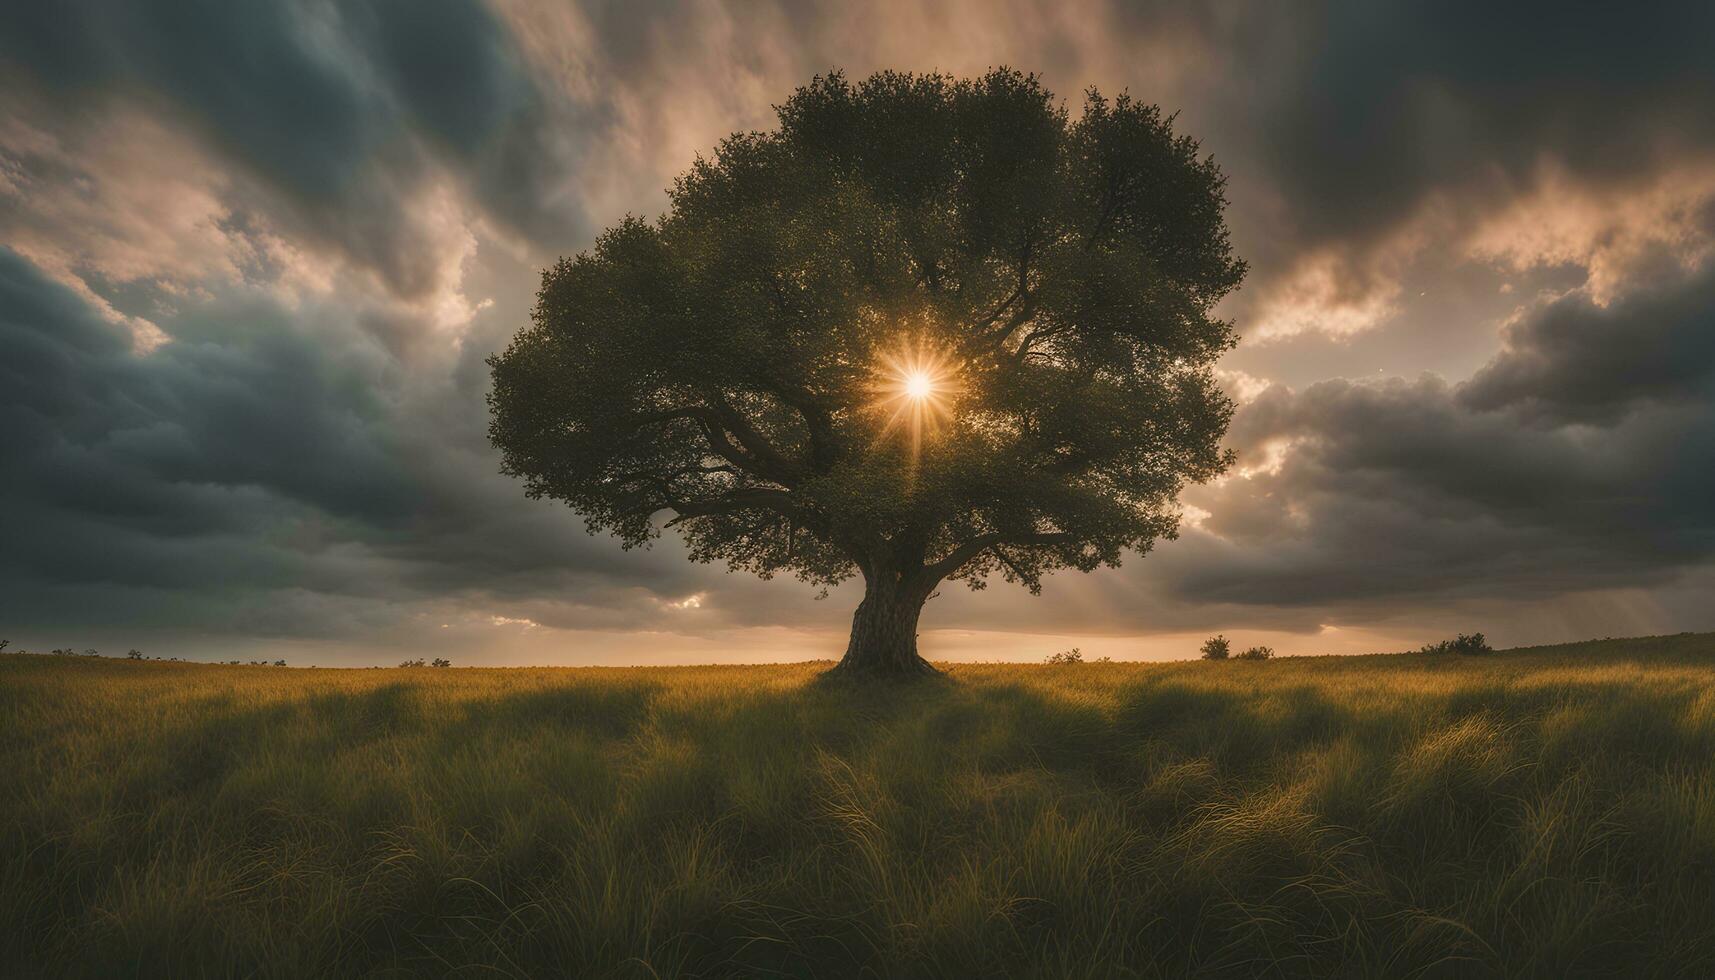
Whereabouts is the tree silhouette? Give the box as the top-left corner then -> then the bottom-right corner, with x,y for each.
490,69 -> 1244,676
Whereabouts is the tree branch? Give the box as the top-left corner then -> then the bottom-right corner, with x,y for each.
633,405 -> 799,486
921,530 -> 1071,582
977,233 -> 1040,350
706,395 -> 803,485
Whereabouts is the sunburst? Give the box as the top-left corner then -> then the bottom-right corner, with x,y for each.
866,336 -> 964,462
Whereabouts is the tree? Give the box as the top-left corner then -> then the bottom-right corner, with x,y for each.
489,69 -> 1245,677
1419,633 -> 1492,655
1200,635 -> 1230,660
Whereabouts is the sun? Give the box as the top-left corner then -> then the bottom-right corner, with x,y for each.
866,338 -> 963,463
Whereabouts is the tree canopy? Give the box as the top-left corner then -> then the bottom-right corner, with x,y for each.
489,68 -> 1245,675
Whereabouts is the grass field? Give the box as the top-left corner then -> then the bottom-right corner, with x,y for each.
4,635 -> 1714,978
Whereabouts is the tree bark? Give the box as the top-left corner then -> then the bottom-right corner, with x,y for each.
832,574 -> 939,677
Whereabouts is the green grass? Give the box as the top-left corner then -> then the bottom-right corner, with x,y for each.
4,635 -> 1714,978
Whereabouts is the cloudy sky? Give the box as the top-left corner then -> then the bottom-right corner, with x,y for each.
4,1 -> 1715,665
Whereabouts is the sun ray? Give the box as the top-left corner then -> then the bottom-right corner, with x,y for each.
864,336 -> 964,465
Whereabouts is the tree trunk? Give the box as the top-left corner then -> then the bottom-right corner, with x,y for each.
832,575 -> 938,677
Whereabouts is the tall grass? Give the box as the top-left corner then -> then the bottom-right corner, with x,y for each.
3,634 -> 1713,977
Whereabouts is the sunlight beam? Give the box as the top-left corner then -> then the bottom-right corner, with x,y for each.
865,337 -> 964,467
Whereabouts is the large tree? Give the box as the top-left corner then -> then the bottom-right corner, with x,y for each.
489,69 -> 1245,676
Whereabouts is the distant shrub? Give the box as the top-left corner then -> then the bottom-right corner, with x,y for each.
431,658 -> 452,668
1200,635 -> 1231,660
84,649 -> 99,658
1419,632 -> 1492,655
126,649 -> 143,660
1461,633 -> 1492,654
400,658 -> 427,668
51,648 -> 74,657
1044,648 -> 1083,665
1093,656 -> 1113,664
0,639 -> 9,653
273,659 -> 287,667
1234,645 -> 1274,661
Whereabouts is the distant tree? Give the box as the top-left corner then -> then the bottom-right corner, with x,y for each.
273,659 -> 287,667
490,69 -> 1245,678
0,640 -> 9,653
431,658 -> 452,668
126,649 -> 144,660
1234,645 -> 1273,661
1420,633 -> 1492,655
1045,647 -> 1084,665
1199,635 -> 1231,660
400,658 -> 426,668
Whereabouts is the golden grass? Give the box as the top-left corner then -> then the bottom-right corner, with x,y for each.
3,633 -> 1714,977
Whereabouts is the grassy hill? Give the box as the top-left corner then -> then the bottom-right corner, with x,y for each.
4,634 -> 1714,978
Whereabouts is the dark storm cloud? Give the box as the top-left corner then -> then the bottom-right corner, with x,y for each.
1462,268 -> 1715,423
0,0 -> 583,297
0,247 -> 412,530
1169,264 -> 1715,608
0,247 -> 714,638
0,245 -> 410,599
1248,0 -> 1715,247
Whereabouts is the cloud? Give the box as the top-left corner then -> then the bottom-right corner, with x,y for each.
1463,266 -> 1715,422
0,247 -> 757,644
1244,246 -> 1407,340
1199,1 -> 1715,341
1465,161 -> 1715,305
1160,263 -> 1715,611
0,0 -> 584,305
1247,0 -> 1715,251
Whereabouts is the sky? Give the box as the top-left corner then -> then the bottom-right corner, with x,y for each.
4,0 -> 1715,666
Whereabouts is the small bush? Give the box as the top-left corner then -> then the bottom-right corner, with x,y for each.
1234,645 -> 1274,661
430,658 -> 451,668
126,650 -> 143,660
1420,632 -> 1493,655
400,658 -> 427,668
1044,648 -> 1084,665
273,659 -> 287,667
1199,635 -> 1231,660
